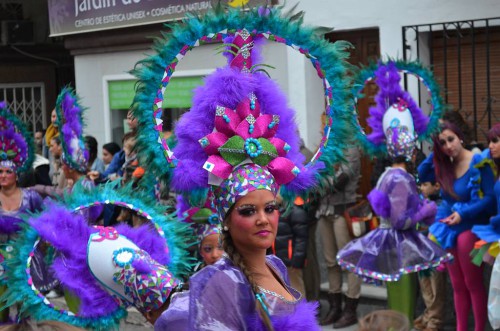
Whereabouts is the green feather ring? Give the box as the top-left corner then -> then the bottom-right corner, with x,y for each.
353,59 -> 446,157
132,5 -> 356,189
3,181 -> 194,330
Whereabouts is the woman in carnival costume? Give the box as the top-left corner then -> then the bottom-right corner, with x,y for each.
418,119 -> 496,331
0,102 -> 45,323
2,180 -> 193,330
337,61 -> 453,323
470,123 -> 500,330
132,5 -> 355,330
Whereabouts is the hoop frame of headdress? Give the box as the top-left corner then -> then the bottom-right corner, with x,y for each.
3,182 -> 194,330
353,59 -> 445,157
0,102 -> 35,173
55,87 -> 89,173
132,5 -> 355,201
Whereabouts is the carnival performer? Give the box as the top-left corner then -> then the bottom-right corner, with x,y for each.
30,202 -> 182,325
0,102 -> 45,323
33,88 -> 93,199
132,4 -> 355,329
2,176 -> 193,330
337,61 -> 453,324
179,195 -> 223,269
471,123 -> 500,244
470,123 -> 500,330
418,120 -> 496,331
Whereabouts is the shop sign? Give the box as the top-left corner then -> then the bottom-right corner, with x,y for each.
48,0 -> 268,36
108,76 -> 204,110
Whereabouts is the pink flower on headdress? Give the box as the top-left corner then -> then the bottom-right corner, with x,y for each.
199,93 -> 300,185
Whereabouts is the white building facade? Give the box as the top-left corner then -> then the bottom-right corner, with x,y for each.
69,0 -> 499,153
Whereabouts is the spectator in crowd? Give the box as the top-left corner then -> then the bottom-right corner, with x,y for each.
43,109 -> 58,159
84,135 -> 105,174
101,142 -> 121,170
413,170 -> 446,331
19,130 -> 51,187
271,195 -> 309,297
88,132 -> 134,182
298,138 -> 321,302
318,147 -> 362,328
48,136 -> 67,189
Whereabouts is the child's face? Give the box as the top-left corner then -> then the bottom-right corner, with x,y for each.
420,182 -> 439,198
123,138 -> 136,157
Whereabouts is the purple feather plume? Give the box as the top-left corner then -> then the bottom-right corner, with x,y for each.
60,92 -> 89,168
131,258 -> 152,274
0,215 -> 22,235
366,61 -> 429,145
29,204 -> 170,317
29,202 -> 118,317
172,66 -> 305,193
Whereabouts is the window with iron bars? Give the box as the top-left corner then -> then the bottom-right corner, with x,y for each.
403,17 -> 500,146
0,83 -> 47,132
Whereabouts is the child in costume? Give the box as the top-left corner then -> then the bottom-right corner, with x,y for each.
337,61 -> 453,324
132,3 -> 357,328
419,120 -> 496,331
0,102 -> 48,323
178,195 -> 223,269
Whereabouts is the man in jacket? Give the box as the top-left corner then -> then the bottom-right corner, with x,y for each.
318,147 -> 362,328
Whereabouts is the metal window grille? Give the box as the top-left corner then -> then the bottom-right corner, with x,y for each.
0,83 -> 46,132
403,17 -> 500,144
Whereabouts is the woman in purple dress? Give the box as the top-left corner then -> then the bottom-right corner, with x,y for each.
152,24 -> 340,330
0,102 -> 45,322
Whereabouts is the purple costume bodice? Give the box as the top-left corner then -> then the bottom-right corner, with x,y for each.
337,167 -> 452,283
155,255 -> 319,331
0,188 -> 43,239
0,188 -> 43,284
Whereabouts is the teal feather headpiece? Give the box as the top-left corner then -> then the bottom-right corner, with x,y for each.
131,4 -> 356,206
55,87 -> 89,173
0,101 -> 35,173
2,181 -> 195,330
353,59 -> 446,158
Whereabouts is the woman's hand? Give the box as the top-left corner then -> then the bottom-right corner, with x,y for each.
440,212 -> 461,225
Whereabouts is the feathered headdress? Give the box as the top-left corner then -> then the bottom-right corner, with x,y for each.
354,60 -> 445,158
55,87 -> 89,173
132,5 -> 355,218
178,194 -> 220,244
0,102 -> 34,173
2,182 -> 194,330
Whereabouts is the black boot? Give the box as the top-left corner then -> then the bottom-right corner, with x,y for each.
319,292 -> 342,325
333,297 -> 359,328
